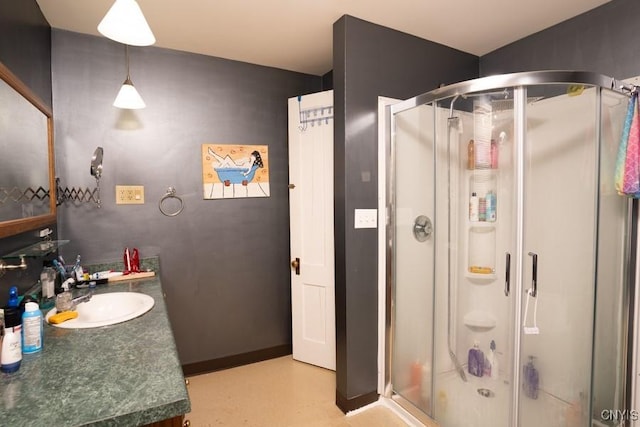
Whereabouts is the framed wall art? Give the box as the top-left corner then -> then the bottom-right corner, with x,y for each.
202,144 -> 270,199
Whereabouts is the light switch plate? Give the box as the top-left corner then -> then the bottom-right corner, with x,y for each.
116,185 -> 145,204
354,208 -> 377,229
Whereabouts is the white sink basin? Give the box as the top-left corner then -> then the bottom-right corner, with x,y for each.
45,292 -> 155,329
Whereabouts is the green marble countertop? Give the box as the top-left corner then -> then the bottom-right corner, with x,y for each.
0,277 -> 190,426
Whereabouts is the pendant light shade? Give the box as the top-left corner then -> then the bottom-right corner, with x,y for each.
113,45 -> 146,109
98,0 -> 156,46
113,77 -> 146,109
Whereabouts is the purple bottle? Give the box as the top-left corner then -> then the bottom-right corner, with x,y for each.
468,342 -> 484,377
523,356 -> 539,399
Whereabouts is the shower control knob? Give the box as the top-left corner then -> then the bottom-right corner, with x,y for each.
413,215 -> 433,242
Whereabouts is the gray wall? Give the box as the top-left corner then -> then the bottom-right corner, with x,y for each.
0,0 -> 53,305
480,0 -> 640,80
480,0 -> 639,415
332,15 -> 479,408
0,0 -> 51,106
52,29 -> 321,365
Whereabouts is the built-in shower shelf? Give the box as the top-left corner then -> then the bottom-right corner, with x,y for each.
465,271 -> 497,281
463,310 -> 497,330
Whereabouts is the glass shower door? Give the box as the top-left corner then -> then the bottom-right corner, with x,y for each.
390,103 -> 436,417
518,85 -> 599,426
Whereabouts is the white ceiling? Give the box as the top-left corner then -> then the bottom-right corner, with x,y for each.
35,0 -> 612,76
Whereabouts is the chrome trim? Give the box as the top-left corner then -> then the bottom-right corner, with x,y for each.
510,86 -> 527,426
384,102 -> 395,398
383,70 -> 633,426
624,199 -> 638,413
390,393 -> 438,426
390,70 -> 625,116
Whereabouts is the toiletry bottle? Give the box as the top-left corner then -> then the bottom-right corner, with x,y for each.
478,197 -> 486,221
8,286 -> 19,308
490,139 -> 498,169
488,340 -> 498,379
483,353 -> 491,377
22,302 -> 43,354
469,192 -> 479,222
467,140 -> 475,170
124,247 -> 133,273
467,342 -> 484,377
131,248 -> 140,273
523,356 -> 539,399
410,360 -> 422,390
486,191 -> 496,222
1,308 -> 22,373
40,267 -> 56,309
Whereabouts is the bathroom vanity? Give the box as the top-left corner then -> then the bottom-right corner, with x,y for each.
0,277 -> 190,426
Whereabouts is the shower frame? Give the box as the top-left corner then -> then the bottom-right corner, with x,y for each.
384,70 -> 637,426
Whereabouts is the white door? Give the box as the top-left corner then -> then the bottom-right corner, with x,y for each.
287,90 -> 335,370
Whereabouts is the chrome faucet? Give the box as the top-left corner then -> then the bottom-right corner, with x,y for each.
72,291 -> 93,306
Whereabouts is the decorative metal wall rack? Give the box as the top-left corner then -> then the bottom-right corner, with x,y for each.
298,95 -> 333,131
0,147 -> 104,209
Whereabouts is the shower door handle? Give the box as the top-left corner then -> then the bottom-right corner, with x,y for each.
528,252 -> 538,297
504,252 -> 511,296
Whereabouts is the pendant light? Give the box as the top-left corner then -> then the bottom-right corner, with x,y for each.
98,0 -> 155,46
113,45 -> 146,109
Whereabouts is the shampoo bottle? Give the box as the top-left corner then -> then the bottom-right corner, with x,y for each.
1,308 -> 22,373
467,140 -> 475,170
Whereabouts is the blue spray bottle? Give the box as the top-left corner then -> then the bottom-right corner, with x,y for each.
8,286 -> 19,308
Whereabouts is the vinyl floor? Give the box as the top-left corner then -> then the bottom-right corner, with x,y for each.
185,355 -> 412,426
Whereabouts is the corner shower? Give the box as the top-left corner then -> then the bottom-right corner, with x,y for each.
385,71 -> 633,427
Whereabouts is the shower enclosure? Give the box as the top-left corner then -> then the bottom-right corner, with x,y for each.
385,71 -> 633,427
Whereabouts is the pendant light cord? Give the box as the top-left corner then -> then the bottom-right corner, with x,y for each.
124,44 -> 132,84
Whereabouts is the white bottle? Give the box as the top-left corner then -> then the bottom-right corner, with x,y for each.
1,308 -> 22,373
469,192 -> 479,222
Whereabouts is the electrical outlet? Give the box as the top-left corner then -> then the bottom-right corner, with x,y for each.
354,208 -> 377,229
116,185 -> 145,204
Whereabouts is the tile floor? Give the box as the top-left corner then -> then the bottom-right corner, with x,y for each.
185,355 -> 412,426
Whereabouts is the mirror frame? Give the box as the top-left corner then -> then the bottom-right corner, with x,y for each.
0,61 -> 56,239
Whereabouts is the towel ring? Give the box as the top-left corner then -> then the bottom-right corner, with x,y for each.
159,187 -> 184,217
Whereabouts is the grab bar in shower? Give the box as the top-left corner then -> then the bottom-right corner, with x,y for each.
528,252 -> 538,297
505,252 -> 511,296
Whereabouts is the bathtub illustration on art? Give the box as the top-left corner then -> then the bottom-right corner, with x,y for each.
215,164 -> 259,186
202,144 -> 270,199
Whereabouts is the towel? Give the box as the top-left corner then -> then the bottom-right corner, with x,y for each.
624,95 -> 640,194
615,93 -> 640,197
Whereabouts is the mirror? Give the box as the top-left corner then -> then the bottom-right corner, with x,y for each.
90,146 -> 103,208
0,62 -> 56,238
90,147 -> 103,180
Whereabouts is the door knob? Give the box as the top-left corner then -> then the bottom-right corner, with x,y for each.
291,257 -> 300,275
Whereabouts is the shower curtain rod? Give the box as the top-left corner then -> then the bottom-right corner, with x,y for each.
392,70 -> 630,115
